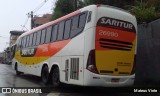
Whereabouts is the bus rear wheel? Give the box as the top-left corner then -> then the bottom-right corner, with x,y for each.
51,67 -> 61,87
41,66 -> 49,85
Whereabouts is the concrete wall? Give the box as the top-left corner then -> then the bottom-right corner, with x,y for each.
135,19 -> 160,85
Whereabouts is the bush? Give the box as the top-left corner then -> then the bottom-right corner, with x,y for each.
129,1 -> 160,24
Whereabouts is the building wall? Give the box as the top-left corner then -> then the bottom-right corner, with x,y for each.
2,30 -> 25,64
33,14 -> 52,28
0,53 -> 3,63
10,34 -> 21,47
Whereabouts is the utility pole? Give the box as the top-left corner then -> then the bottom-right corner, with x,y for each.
30,11 -> 34,29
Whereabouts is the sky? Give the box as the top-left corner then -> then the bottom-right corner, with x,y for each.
0,0 -> 56,52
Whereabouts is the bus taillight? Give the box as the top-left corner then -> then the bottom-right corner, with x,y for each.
86,50 -> 98,74
131,55 -> 136,75
96,4 -> 102,7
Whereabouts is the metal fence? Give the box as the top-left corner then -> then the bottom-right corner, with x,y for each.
135,19 -> 160,85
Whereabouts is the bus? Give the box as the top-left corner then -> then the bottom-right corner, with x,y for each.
12,5 -> 137,87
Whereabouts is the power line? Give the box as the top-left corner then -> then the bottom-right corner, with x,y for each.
21,17 -> 29,31
33,0 -> 49,13
21,0 -> 49,31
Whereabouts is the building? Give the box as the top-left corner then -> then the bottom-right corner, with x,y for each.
1,30 -> 25,64
0,52 -> 3,63
10,30 -> 24,47
32,14 -> 52,28
2,47 -> 10,64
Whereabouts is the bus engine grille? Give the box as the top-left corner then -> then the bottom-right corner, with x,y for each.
99,38 -> 133,51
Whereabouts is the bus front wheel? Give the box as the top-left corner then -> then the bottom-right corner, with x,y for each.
15,63 -> 22,75
41,66 -> 49,85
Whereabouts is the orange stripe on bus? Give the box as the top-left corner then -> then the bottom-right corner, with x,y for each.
34,39 -> 71,57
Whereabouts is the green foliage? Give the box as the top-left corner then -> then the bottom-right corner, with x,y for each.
51,0 -> 85,21
51,0 -> 160,23
83,0 -> 107,5
51,0 -> 74,20
83,0 -> 134,9
51,10 -> 63,21
155,0 -> 160,12
77,0 -> 85,9
130,1 -> 160,24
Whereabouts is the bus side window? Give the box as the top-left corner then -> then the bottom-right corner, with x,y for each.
70,15 -> 80,38
23,36 -> 27,48
33,32 -> 37,46
15,40 -> 19,51
45,26 -> 52,43
29,34 -> 33,47
64,19 -> 71,40
21,37 -> 24,48
36,31 -> 42,45
17,39 -> 22,50
79,13 -> 87,28
57,21 -> 65,41
26,35 -> 30,47
70,12 -> 87,38
20,38 -> 23,49
51,25 -> 58,42
41,29 -> 46,44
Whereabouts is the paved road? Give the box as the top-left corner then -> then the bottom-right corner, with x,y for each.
0,64 -> 47,96
0,64 -> 44,87
0,63 -> 132,96
0,64 -> 112,96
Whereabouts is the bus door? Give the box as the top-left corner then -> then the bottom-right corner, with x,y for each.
95,6 -> 136,76
62,56 -> 83,85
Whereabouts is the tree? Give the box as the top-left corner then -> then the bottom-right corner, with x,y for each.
51,0 -> 84,20
83,0 -> 134,9
129,0 -> 160,23
51,0 -> 74,20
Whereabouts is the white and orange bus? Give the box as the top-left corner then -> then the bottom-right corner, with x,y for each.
12,5 -> 137,87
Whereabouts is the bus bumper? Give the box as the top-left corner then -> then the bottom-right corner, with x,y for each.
83,69 -> 135,87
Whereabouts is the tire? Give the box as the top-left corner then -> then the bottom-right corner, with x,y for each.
41,66 -> 49,85
51,67 -> 61,87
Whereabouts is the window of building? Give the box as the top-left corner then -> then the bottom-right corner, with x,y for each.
45,26 -> 52,43
64,19 -> 71,40
40,29 -> 46,44
51,25 -> 58,42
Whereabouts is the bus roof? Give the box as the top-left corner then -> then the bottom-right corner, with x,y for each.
18,4 -> 134,39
